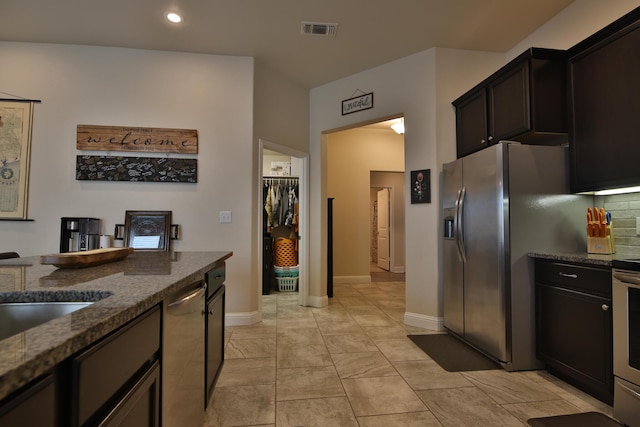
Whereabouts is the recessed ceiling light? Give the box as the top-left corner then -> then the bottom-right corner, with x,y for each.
165,12 -> 183,24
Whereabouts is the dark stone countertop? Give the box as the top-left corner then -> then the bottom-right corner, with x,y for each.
528,252 -> 614,267
0,250 -> 232,401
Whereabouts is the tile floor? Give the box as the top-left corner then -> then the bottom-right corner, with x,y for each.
204,274 -> 614,427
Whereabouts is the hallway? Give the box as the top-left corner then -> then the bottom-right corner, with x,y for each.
205,279 -> 613,426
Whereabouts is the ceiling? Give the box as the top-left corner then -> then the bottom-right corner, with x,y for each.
0,0 -> 574,89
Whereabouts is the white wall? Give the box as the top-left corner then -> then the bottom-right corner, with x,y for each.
309,0 -> 640,328
0,42 -> 255,315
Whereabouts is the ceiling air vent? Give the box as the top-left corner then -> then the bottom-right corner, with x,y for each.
301,21 -> 338,36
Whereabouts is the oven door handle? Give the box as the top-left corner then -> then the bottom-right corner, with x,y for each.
618,380 -> 640,400
613,272 -> 640,288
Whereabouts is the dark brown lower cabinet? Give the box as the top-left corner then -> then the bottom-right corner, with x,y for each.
0,374 -> 56,427
70,305 -> 161,427
534,260 -> 613,405
99,361 -> 160,427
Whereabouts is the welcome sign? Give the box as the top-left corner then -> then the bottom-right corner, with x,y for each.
341,92 -> 374,115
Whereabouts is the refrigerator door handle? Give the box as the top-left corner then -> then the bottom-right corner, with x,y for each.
455,187 -> 467,263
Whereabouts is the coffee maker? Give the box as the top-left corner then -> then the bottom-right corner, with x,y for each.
60,217 -> 101,252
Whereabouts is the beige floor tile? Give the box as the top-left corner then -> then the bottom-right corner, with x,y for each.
337,296 -> 376,307
323,333 -> 378,354
363,324 -> 412,340
316,318 -> 364,335
229,324 -> 276,340
462,370 -> 561,404
331,351 -> 398,379
276,327 -> 324,346
276,316 -> 318,329
375,338 -> 431,361
416,387 -> 523,426
275,397 -> 358,427
350,313 -> 397,327
393,359 -> 474,390
206,384 -> 275,427
276,343 -> 333,368
225,337 -> 276,359
214,357 -> 276,387
341,376 -> 427,416
501,399 -> 583,424
208,276 -> 613,427
357,411 -> 443,427
276,365 -> 345,401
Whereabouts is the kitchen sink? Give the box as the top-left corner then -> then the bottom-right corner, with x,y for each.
0,301 -> 94,342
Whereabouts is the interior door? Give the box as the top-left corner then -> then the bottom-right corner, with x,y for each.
376,188 -> 390,271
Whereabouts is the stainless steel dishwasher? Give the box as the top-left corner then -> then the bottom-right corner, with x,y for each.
162,279 -> 207,427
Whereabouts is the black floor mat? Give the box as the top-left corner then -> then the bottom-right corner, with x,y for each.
407,333 -> 500,372
527,411 -> 622,427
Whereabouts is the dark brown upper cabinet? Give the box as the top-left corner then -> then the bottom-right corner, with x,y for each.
568,7 -> 640,193
453,48 -> 568,158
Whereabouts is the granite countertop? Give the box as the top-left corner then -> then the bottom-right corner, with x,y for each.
528,252 -> 614,267
0,250 -> 232,401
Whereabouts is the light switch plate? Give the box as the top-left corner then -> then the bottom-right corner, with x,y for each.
636,217 -> 640,236
219,211 -> 232,224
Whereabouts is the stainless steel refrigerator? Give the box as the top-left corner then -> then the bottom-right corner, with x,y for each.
442,142 -> 589,371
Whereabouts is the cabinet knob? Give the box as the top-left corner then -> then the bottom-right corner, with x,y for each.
602,304 -> 609,311
480,139 -> 486,144
488,136 -> 494,141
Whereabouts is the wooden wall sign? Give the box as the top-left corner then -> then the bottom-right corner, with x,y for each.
76,156 -> 197,183
341,92 -> 373,115
77,125 -> 198,154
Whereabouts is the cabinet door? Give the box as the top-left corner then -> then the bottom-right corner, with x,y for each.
0,374 -> 56,427
489,63 -> 530,141
99,361 -> 160,427
536,283 -> 613,404
206,287 -> 225,406
569,20 -> 640,192
455,89 -> 489,158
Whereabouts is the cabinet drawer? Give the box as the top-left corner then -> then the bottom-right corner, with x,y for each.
0,374 -> 55,427
535,259 -> 611,297
206,262 -> 225,298
72,306 -> 161,426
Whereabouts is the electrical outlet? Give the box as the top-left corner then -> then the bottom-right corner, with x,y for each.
219,211 -> 232,224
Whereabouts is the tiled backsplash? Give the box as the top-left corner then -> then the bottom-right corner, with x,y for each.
599,192 -> 640,256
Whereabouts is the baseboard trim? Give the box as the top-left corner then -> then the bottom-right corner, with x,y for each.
305,294 -> 328,308
226,311 -> 261,326
404,311 -> 444,332
333,275 -> 371,284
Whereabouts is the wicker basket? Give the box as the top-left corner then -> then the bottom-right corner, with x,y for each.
273,237 -> 297,267
277,276 -> 298,292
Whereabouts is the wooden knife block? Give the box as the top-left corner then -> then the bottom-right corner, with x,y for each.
587,235 -> 615,254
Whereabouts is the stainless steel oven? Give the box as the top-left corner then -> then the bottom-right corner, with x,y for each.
612,266 -> 640,427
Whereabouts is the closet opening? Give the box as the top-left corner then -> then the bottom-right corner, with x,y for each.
258,139 -> 309,307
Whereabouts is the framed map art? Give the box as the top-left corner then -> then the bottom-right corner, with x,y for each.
0,100 -> 36,219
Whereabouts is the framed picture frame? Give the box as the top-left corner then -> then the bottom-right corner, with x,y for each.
124,210 -> 172,251
0,100 -> 36,219
411,169 -> 431,204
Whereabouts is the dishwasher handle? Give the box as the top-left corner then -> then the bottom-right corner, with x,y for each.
167,281 -> 207,315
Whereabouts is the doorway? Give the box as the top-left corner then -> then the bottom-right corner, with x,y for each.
327,117 -> 405,283
370,171 -> 405,275
258,139 -> 309,307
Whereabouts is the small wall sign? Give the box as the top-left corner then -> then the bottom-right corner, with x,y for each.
76,155 -> 197,183
77,125 -> 198,154
342,92 -> 374,115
